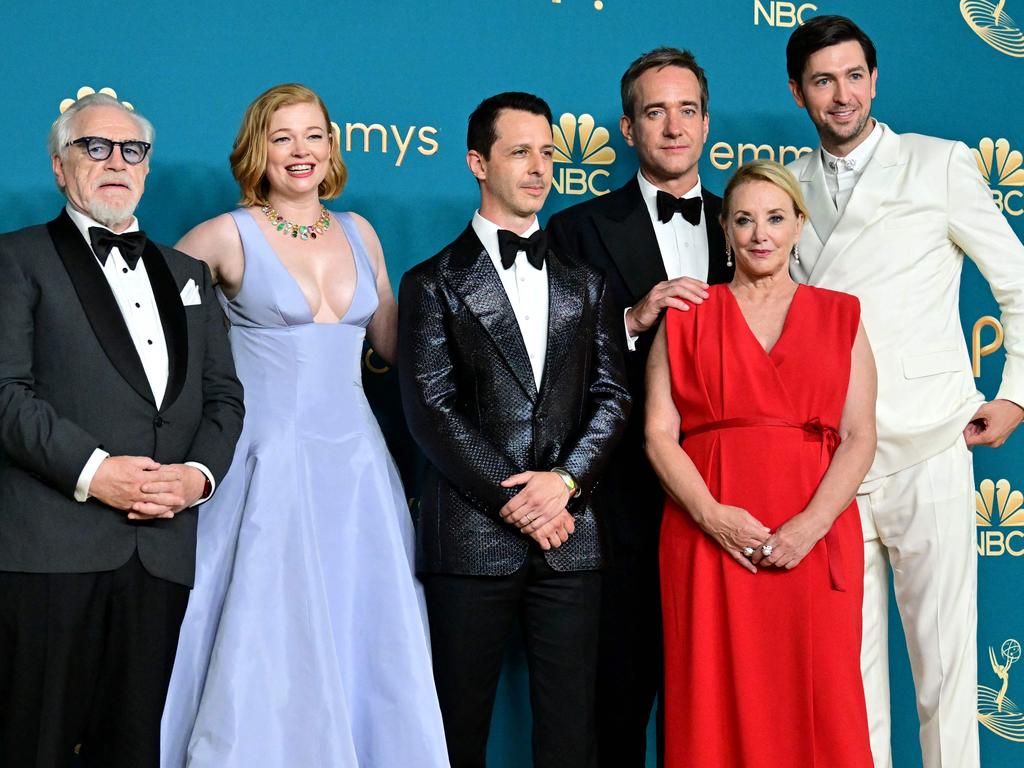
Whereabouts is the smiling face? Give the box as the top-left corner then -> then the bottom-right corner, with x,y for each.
621,65 -> 709,192
52,105 -> 149,232
264,101 -> 331,203
789,39 -> 877,156
724,180 -> 804,281
467,108 -> 554,230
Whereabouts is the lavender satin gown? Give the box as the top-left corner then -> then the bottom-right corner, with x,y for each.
161,210 -> 449,767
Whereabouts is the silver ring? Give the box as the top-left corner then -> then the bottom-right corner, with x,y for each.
742,547 -> 755,557
761,544 -> 773,557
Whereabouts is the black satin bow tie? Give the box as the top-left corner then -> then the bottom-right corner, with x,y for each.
496,228 -> 547,270
655,191 -> 703,226
88,227 -> 147,269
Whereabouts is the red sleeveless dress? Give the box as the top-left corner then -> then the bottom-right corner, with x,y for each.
660,283 -> 872,768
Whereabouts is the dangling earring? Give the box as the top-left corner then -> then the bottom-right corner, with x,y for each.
725,243 -> 733,267
791,243 -> 800,263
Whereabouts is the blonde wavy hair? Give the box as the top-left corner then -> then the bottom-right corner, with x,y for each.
720,159 -> 809,221
231,83 -> 347,207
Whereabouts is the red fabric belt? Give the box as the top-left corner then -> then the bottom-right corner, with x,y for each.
683,416 -> 847,592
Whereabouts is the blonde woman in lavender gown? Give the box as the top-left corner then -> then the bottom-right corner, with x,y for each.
160,83 -> 448,767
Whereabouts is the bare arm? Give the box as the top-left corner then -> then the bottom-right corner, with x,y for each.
754,320 -> 877,568
351,213 -> 397,365
175,212 -> 245,296
644,321 -> 770,573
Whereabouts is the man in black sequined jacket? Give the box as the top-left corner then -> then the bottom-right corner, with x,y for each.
398,92 -> 631,768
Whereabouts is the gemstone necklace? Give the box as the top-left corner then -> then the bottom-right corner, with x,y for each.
261,204 -> 331,241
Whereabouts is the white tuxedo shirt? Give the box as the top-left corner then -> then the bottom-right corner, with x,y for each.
788,122 -> 1024,482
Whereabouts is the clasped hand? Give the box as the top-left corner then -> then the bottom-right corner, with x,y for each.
697,503 -> 830,574
89,456 -> 206,520
499,471 -> 574,550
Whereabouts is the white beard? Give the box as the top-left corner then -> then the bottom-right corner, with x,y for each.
87,198 -> 138,231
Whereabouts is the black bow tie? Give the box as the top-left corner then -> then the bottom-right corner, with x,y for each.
88,227 -> 147,270
496,228 -> 547,271
655,191 -> 703,226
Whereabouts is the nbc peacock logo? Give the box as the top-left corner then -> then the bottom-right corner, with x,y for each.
961,1 -> 1024,57
979,638 -> 1024,741
58,86 -> 134,115
551,113 -> 616,197
976,478 -> 1024,556
973,137 -> 1024,217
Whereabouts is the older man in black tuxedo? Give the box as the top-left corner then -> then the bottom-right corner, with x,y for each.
399,91 -> 630,768
547,47 -> 731,768
0,92 -> 244,768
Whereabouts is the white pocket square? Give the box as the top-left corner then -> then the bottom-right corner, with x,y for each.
180,278 -> 201,306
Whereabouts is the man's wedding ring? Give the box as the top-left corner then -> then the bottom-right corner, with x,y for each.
761,544 -> 773,557
742,547 -> 755,557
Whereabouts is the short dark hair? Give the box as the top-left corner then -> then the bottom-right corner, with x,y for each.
786,15 -> 878,84
620,47 -> 709,120
467,92 -> 553,159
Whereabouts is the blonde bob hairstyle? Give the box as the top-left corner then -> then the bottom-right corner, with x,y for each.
231,83 -> 347,207
719,159 -> 810,222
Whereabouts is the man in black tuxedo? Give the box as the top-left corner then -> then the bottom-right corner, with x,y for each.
0,93 -> 244,767
399,92 -> 630,768
547,47 -> 731,768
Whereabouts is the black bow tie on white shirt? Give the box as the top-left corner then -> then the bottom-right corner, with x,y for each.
655,191 -> 703,225
496,228 -> 547,270
88,227 -> 147,269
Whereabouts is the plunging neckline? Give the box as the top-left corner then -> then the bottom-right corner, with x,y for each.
243,208 -> 360,325
723,282 -> 802,360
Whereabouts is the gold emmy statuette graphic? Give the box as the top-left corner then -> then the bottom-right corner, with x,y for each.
363,347 -> 390,375
973,316 -> 1004,376
59,86 -> 134,115
979,638 -> 1024,741
961,1 -> 1024,57
552,113 -> 615,196
551,0 -> 606,10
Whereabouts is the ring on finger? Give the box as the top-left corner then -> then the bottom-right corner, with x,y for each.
761,544 -> 773,557
742,546 -> 755,557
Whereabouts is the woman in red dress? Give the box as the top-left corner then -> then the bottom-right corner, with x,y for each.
646,160 -> 877,767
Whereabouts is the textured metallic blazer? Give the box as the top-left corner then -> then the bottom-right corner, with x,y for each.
399,224 -> 631,576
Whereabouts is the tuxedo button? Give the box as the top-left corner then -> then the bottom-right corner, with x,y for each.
122,267 -> 128,274
153,416 -> 164,427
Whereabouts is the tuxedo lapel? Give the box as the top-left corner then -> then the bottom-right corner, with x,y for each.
593,179 -> 666,299
810,126 -> 903,284
444,225 -> 538,402
797,151 -> 840,263
538,252 -> 583,401
702,191 -> 731,284
47,210 -> 154,405
140,242 -> 188,411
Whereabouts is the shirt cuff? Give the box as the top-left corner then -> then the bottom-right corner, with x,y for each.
74,448 -> 110,502
185,461 -> 216,506
623,307 -> 639,352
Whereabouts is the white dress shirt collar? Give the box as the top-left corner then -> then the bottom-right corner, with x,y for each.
821,119 -> 883,175
65,204 -> 140,257
471,210 -> 540,264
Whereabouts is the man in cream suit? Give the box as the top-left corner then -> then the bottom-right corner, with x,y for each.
785,15 -> 1024,768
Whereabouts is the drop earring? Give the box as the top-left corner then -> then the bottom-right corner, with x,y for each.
791,243 -> 800,263
725,243 -> 733,268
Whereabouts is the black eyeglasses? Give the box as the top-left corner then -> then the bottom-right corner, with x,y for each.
66,136 -> 152,165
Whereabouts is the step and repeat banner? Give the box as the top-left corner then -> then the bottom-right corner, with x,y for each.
3,1 -> 1023,764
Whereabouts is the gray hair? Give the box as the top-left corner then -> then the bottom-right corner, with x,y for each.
47,92 -> 155,160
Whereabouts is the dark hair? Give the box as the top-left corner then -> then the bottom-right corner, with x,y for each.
786,15 -> 878,84
620,47 -> 709,120
467,92 -> 553,159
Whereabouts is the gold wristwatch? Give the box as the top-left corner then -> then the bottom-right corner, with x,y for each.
551,467 -> 581,498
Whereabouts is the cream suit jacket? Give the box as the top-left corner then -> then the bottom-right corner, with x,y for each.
788,123 -> 1024,482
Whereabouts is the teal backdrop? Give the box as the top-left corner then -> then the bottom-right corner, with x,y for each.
3,1 -> 1023,765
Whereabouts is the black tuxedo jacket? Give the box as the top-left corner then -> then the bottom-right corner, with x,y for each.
546,178 -> 731,540
0,210 -> 244,587
398,224 -> 631,576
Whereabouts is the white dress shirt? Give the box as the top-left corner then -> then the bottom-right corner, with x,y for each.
66,205 -> 213,504
821,119 -> 883,216
625,172 -> 710,350
472,211 -> 549,389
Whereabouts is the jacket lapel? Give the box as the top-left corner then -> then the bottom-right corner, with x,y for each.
796,150 -> 840,270
809,125 -> 903,284
140,242 -> 188,411
47,210 -> 154,405
593,178 -> 666,300
443,225 -> 538,402
702,190 -> 732,284
538,252 -> 583,401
